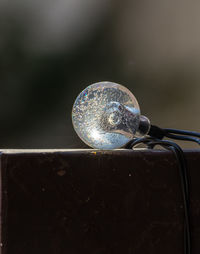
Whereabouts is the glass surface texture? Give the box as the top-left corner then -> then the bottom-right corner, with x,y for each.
72,81 -> 141,149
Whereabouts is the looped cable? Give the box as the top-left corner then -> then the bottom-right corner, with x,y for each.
125,125 -> 200,254
125,137 -> 191,254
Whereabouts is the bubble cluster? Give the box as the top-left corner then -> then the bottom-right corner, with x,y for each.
72,81 -> 141,149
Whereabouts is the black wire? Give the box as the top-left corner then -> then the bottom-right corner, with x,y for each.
148,125 -> 200,145
147,140 -> 191,254
125,137 -> 191,254
126,124 -> 200,253
165,128 -> 200,138
165,132 -> 200,145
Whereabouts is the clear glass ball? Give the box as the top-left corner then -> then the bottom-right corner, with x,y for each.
72,81 -> 141,149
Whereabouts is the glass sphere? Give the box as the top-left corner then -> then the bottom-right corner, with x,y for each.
72,81 -> 141,149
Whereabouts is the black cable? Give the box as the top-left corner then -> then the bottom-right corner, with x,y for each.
126,124 -> 200,253
148,125 -> 166,139
165,132 -> 200,145
148,125 -> 200,145
125,137 -> 191,254
164,128 -> 200,138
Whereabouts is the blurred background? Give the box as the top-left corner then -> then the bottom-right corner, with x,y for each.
0,0 -> 200,148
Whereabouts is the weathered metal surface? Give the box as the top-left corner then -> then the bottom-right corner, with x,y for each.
0,149 -> 200,254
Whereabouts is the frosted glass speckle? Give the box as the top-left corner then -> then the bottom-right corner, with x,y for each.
72,81 -> 141,149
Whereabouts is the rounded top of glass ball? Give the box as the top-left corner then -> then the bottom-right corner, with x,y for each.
72,81 -> 141,149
